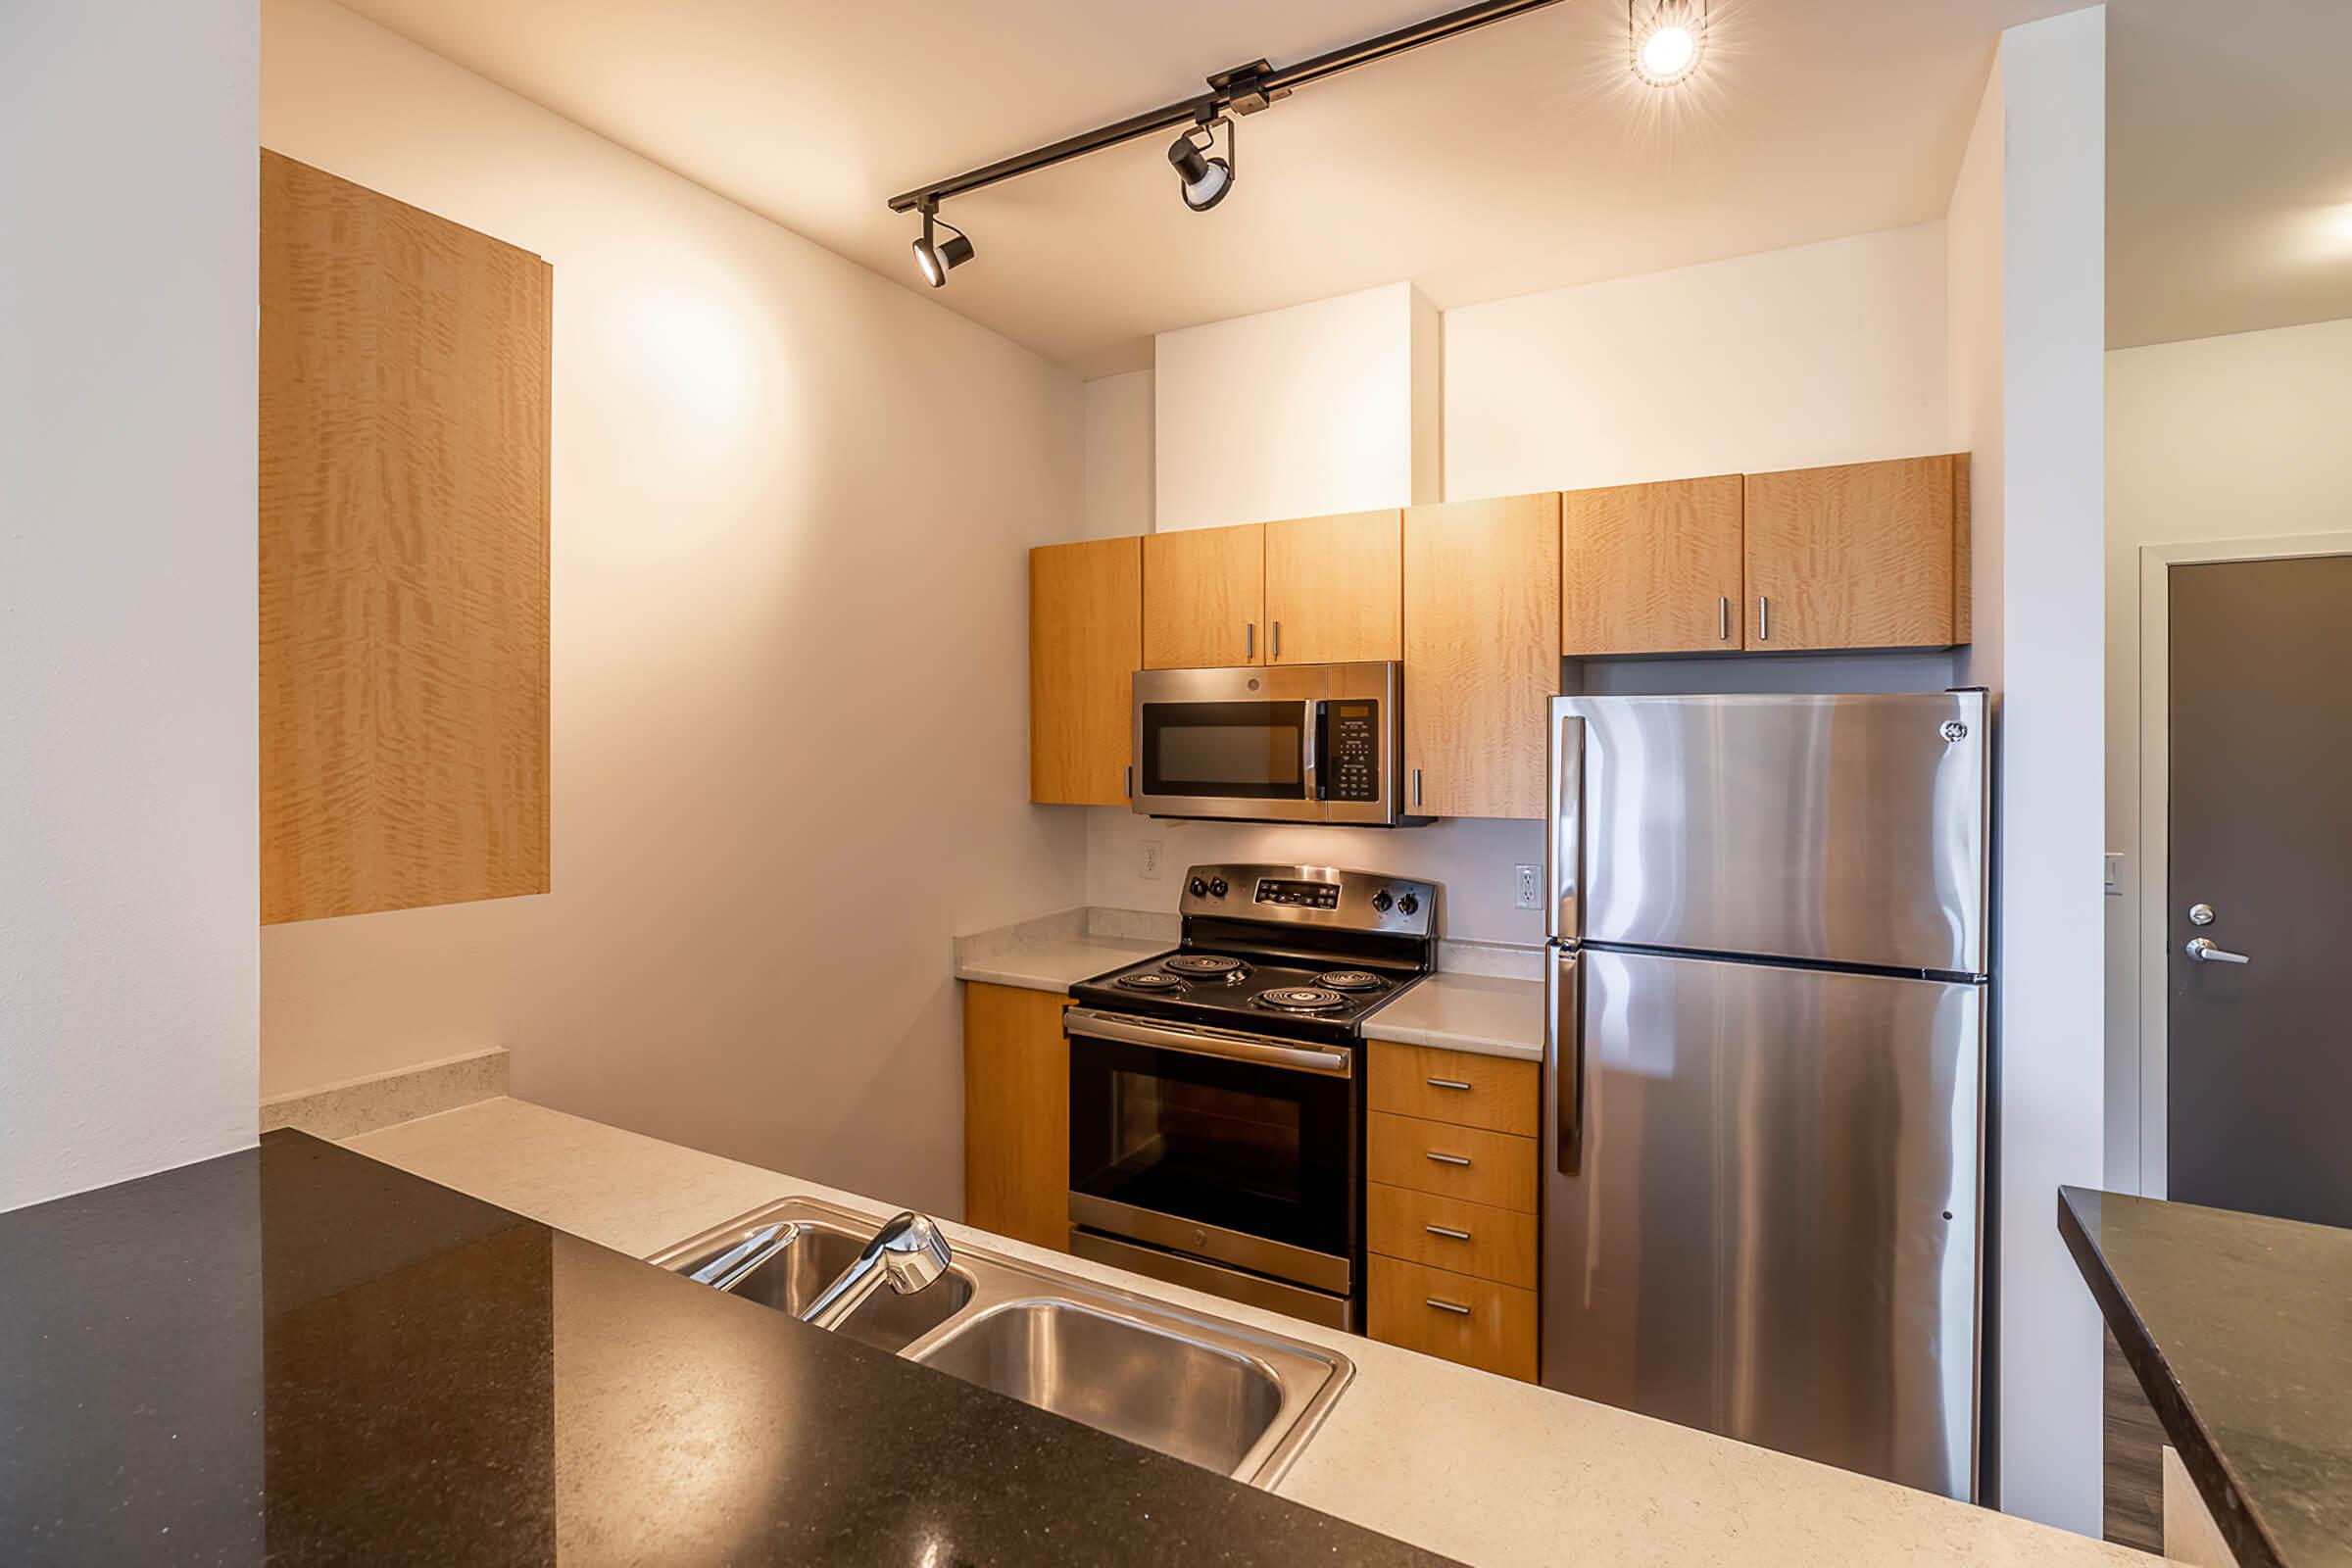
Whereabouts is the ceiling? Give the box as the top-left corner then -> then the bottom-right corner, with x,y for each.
330,0 -> 2341,376
2107,0 -> 2352,350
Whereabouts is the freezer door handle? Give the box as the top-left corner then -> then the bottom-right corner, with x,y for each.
1548,712 -> 1585,941
1550,947 -> 1582,1177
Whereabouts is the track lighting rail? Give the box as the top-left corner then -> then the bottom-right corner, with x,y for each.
883,0 -> 1569,215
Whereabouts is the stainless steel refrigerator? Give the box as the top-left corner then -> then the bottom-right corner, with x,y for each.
1543,691 -> 1990,1500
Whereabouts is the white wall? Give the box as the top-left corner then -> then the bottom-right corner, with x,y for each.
2103,317 -> 2352,1186
1154,282 -> 1439,530
0,1 -> 260,1211
1984,5 -> 2107,1534
256,0 -> 1087,1216
1083,370 -> 1154,539
1947,61 -> 2006,696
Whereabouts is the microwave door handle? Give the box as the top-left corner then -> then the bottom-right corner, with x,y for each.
1306,701 -> 1324,801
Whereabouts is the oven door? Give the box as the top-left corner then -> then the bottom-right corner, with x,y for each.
1065,1009 -> 1357,1298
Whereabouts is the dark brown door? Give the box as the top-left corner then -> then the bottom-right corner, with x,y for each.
2168,554 -> 2352,1227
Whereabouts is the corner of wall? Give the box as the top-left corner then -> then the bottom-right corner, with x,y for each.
1410,286 -> 1444,505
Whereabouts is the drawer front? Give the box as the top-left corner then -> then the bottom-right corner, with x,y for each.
1368,1254 -> 1538,1382
1369,1111 -> 1538,1211
1368,1040 -> 1539,1135
1368,1182 -> 1538,1290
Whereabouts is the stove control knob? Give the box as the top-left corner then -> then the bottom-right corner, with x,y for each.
1208,877 -> 1228,898
1397,891 -> 1421,917
1370,889 -> 1395,913
1188,876 -> 1208,897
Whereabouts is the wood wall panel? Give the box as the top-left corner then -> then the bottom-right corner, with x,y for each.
261,150 -> 550,923
1029,537 -> 1142,805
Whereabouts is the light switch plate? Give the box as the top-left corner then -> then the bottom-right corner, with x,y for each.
1514,863 -> 1542,909
2104,853 -> 2124,897
1141,839 -> 1163,880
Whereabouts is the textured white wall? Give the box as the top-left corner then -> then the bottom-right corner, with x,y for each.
1083,370 -> 1154,540
256,0 -> 1087,1217
0,0 -> 260,1211
1987,5 -> 2107,1535
2103,318 -> 2352,1186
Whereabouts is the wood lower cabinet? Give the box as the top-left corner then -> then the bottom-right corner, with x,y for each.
1368,1183 -> 1537,1290
1401,493 -> 1561,820
1029,537 -> 1141,805
260,151 -> 551,924
1561,475 -> 1745,655
961,982 -> 1070,1251
1367,1254 -> 1539,1382
1366,1039 -> 1540,1136
1742,454 -> 1971,651
1264,508 -> 1402,663
1144,522 -> 1263,667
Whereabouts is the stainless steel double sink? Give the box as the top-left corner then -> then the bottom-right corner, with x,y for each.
649,1197 -> 1352,1487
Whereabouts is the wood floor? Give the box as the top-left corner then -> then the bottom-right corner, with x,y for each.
2104,1327 -> 2167,1555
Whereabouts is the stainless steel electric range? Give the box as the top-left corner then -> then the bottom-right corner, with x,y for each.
1064,862 -> 1438,1331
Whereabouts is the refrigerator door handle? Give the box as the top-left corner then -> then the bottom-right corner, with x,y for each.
1549,946 -> 1582,1177
1548,711 -> 1585,942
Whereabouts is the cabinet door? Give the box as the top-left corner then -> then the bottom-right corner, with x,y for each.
963,983 -> 1071,1251
1561,476 -> 1744,655
261,151 -> 551,923
1030,537 -> 1141,806
1402,494 -> 1561,819
1143,522 -> 1264,667
1742,455 -> 1968,651
1264,509 -> 1402,664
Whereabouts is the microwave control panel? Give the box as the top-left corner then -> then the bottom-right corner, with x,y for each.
1321,701 -> 1380,803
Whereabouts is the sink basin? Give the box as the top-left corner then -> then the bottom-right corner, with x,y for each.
651,1197 -> 1352,1487
663,1218 -> 973,1354
909,1298 -> 1286,1476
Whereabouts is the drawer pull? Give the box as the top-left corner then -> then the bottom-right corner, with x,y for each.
1424,1224 -> 1472,1241
1425,1076 -> 1473,1091
1425,1297 -> 1473,1315
1426,1151 -> 1472,1167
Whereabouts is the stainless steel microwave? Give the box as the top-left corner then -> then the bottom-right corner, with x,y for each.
1131,662 -> 1415,825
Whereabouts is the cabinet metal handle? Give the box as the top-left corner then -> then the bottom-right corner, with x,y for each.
1424,1224 -> 1472,1241
1426,1151 -> 1472,1167
1412,767 -> 1423,808
1271,619 -> 1281,660
1425,1298 -> 1473,1315
1246,621 -> 1255,660
1757,595 -> 1771,642
1425,1076 -> 1472,1092
1719,595 -> 1731,641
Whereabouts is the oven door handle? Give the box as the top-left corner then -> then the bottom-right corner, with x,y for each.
1065,1008 -> 1354,1077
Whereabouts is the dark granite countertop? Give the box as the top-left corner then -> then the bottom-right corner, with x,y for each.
0,1131 -> 1453,1566
2059,1185 -> 2352,1568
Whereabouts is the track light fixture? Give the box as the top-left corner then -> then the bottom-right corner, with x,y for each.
1629,0 -> 1708,87
910,199 -> 974,289
1168,116 -> 1236,212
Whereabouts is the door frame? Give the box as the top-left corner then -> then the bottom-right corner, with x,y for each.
2134,530 -> 2352,1197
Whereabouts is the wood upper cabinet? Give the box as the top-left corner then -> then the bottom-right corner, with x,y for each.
260,151 -> 551,924
1742,454 -> 1971,652
1029,537 -> 1141,805
1144,522 -> 1264,667
962,982 -> 1070,1252
1560,475 -> 1745,655
1402,494 -> 1561,820
1264,508 -> 1403,663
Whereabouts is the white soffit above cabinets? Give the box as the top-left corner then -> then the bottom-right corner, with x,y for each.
328,0 -> 2090,376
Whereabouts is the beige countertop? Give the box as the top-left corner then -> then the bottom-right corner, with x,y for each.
953,934 -> 1163,992
344,1098 -> 2134,1568
1367,971 -> 1544,1061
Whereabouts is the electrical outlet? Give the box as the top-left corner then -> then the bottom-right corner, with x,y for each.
1141,839 -> 1163,881
1514,863 -> 1542,909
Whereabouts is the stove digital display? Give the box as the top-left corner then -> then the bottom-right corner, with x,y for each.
1254,878 -> 1341,909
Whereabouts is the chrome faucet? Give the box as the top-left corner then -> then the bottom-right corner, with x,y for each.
800,1211 -> 955,1331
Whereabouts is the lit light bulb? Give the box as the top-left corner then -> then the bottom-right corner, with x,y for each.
1640,24 -> 1695,81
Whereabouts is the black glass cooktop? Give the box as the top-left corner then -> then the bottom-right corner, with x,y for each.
0,1132 -> 1454,1566
1072,950 -> 1426,1043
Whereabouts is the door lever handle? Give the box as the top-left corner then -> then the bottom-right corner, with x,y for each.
2186,938 -> 2250,964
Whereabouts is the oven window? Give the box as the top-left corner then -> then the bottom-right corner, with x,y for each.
1141,702 -> 1306,800
1069,1032 -> 1354,1260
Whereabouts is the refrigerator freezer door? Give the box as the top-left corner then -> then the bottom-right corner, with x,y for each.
1548,692 -> 1988,973
1542,946 -> 1984,1499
